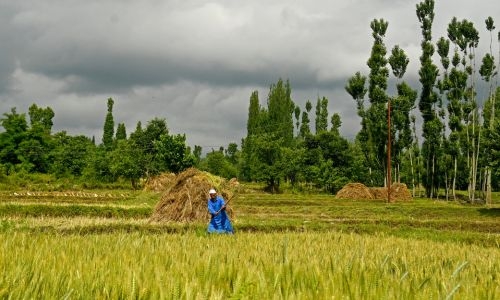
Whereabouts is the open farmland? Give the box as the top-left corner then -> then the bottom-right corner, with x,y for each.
0,187 -> 499,299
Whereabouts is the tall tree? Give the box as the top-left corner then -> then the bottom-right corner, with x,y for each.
299,100 -> 312,138
28,104 -> 54,133
116,123 -> 127,141
51,132 -> 94,177
345,72 -> 369,180
154,133 -> 195,174
330,113 -> 341,136
416,0 -> 442,198
267,79 -> 295,147
388,45 -> 415,183
447,19 -> 469,199
436,35 -> 456,200
315,96 -> 329,134
294,105 -> 301,133
243,79 -> 296,192
241,90 -> 263,181
17,105 -> 55,173
0,108 -> 28,170
479,16 -> 497,204
365,18 -> 390,186
102,98 -> 115,151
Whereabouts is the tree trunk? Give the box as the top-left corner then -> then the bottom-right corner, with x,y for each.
409,149 -> 415,197
486,169 -> 492,206
453,157 -> 457,201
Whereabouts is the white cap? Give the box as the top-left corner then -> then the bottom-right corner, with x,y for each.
209,189 -> 216,194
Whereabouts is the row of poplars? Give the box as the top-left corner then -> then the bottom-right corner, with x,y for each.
0,231 -> 498,299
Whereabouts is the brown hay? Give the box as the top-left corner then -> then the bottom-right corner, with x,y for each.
337,182 -> 412,201
143,172 -> 176,192
150,168 -> 237,223
335,183 -> 374,200
390,183 -> 412,201
369,187 -> 387,200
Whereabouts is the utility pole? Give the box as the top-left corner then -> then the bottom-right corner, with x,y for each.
387,98 -> 392,203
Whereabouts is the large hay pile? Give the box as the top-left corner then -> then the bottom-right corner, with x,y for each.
336,182 -> 412,201
143,172 -> 176,192
150,168 -> 237,222
335,183 -> 374,200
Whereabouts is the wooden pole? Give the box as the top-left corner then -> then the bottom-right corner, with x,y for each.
387,98 -> 392,203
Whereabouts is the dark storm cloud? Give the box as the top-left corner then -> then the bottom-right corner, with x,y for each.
0,0 -> 499,149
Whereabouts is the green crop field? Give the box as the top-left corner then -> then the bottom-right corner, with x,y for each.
0,186 -> 499,299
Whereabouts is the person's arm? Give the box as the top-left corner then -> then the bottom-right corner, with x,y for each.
215,196 -> 226,215
207,200 -> 218,216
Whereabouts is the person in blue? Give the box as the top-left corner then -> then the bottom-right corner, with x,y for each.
207,188 -> 234,234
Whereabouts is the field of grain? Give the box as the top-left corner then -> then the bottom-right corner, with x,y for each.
0,188 -> 499,298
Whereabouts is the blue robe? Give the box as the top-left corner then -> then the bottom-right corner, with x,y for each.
207,195 -> 234,234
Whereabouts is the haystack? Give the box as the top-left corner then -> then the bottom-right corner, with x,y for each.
335,183 -> 374,200
390,183 -> 412,201
150,168 -> 237,222
369,187 -> 387,200
143,172 -> 176,192
339,183 -> 412,201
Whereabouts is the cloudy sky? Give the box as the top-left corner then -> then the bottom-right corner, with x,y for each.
1,1 -> 498,152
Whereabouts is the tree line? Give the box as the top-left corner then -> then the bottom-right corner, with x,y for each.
1,0 -> 499,203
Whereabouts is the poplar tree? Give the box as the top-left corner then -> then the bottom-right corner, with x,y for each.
388,45 -> 415,183
315,96 -> 329,134
299,100 -> 312,138
416,0 -> 441,198
294,106 -> 300,133
330,113 -> 341,136
102,98 -> 115,151
448,18 -> 480,201
267,79 -> 294,146
479,16 -> 497,204
461,20 -> 480,202
365,18 -> 389,186
446,18 -> 468,199
242,79 -> 296,192
345,72 -> 369,175
436,35 -> 456,200
241,90 -> 262,181
116,123 -> 127,141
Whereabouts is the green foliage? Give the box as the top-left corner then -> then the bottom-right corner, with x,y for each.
0,108 -> 28,170
314,96 -> 329,134
102,98 -> 115,151
201,149 -> 238,179
115,122 -> 127,140
242,79 -> 296,191
109,140 -> 142,189
154,133 -> 195,173
50,132 -> 94,177
1,3 -> 500,197
303,132 -> 354,192
299,104 -> 311,138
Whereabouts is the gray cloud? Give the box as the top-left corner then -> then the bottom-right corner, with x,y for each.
1,0 -> 498,151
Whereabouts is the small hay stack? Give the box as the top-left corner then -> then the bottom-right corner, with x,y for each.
143,172 -> 176,192
335,183 -> 374,200
150,168 -> 236,223
369,187 -> 387,200
390,183 -> 412,201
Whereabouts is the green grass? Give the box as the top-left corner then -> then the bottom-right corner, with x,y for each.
0,185 -> 499,298
0,231 -> 498,299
